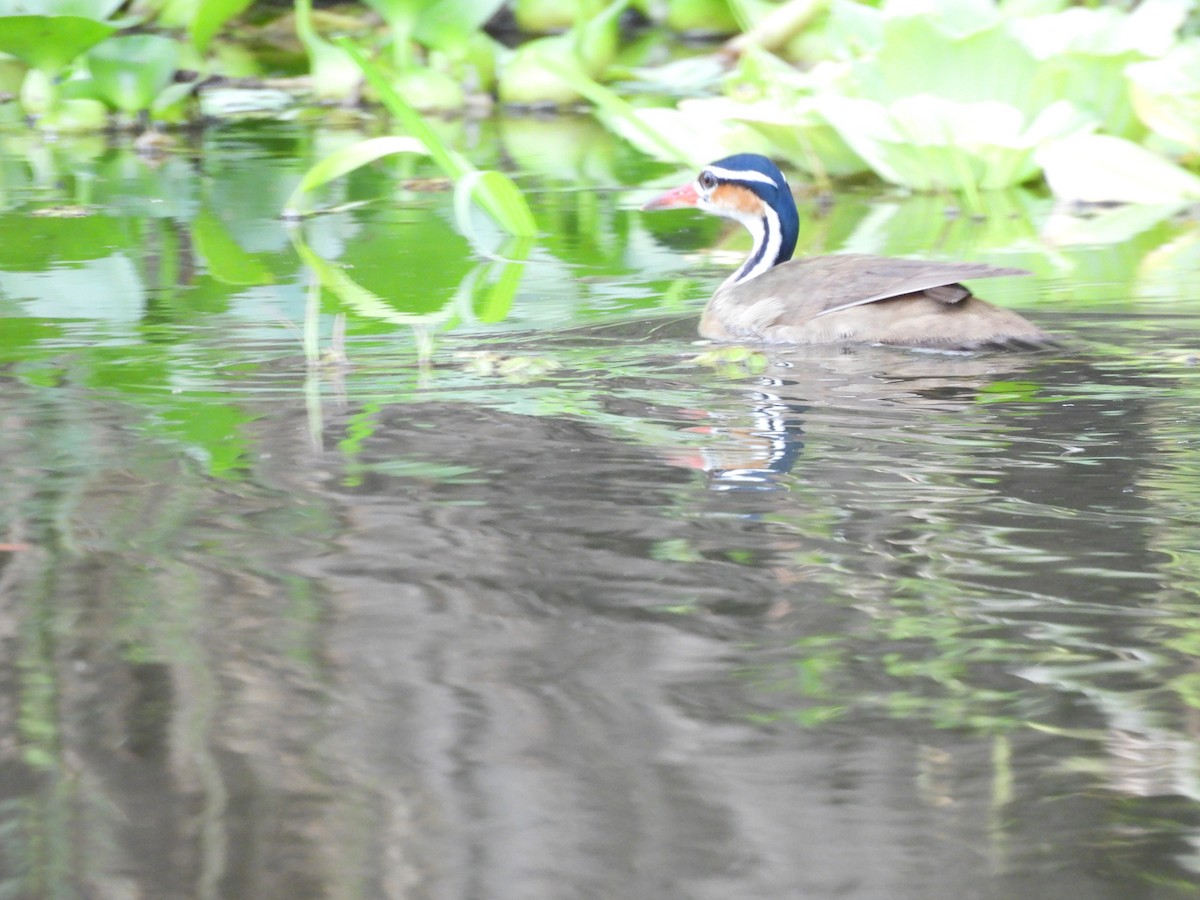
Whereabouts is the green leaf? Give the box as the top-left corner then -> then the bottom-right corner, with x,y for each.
817,94 -> 1093,193
499,37 -> 585,105
393,66 -> 465,112
87,34 -> 178,113
151,78 -> 200,120
1012,0 -> 1186,59
886,0 -> 1001,40
0,0 -> 124,18
191,0 -> 255,53
1011,1 -> 1188,138
1128,41 -> 1200,152
574,0 -> 626,75
498,0 -> 625,104
598,101 -> 769,166
535,56 -> 702,165
1037,134 -> 1200,203
711,95 -> 868,179
0,15 -> 116,73
282,135 -> 429,218
38,96 -> 107,131
414,0 -> 507,50
336,38 -> 464,176
853,11 -> 1041,115
294,0 -> 362,101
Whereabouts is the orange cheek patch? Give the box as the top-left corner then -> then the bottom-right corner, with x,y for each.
710,184 -> 765,216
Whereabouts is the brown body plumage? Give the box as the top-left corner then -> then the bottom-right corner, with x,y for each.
699,254 -> 1048,349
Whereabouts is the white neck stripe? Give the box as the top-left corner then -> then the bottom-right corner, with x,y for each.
721,202 -> 782,290
704,165 -> 779,188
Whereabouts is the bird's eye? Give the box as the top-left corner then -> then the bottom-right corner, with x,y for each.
699,171 -> 717,190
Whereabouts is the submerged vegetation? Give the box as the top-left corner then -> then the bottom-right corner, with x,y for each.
0,0 -> 1198,205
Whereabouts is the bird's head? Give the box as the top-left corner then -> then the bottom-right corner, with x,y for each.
641,154 -> 799,285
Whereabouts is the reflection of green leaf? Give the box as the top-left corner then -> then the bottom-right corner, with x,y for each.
87,34 -> 178,114
291,220 -> 528,352
293,233 -> 459,326
0,318 -> 64,363
334,209 -> 472,316
150,399 -> 254,478
338,38 -> 537,237
0,212 -> 125,268
282,135 -> 429,219
353,457 -> 481,482
472,238 -> 531,323
453,170 -> 536,248
0,15 -> 116,73
976,380 -> 1041,404
193,206 -> 274,286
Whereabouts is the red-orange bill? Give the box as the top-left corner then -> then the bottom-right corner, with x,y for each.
640,181 -> 699,211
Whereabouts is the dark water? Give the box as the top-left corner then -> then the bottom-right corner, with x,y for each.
3,120 -> 1200,899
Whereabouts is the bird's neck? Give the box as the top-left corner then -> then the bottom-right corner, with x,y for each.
722,199 -> 798,291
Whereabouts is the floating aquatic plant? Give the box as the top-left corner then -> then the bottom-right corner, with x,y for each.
1127,39 -> 1200,155
498,0 -> 627,105
1037,133 -> 1200,204
0,0 -> 120,127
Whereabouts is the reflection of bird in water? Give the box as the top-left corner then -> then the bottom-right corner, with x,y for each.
662,345 -> 1044,491
642,154 -> 1050,350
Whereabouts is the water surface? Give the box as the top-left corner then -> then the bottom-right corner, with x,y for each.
3,120 -> 1200,899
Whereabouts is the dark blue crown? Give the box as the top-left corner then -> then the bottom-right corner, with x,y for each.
707,154 -> 798,265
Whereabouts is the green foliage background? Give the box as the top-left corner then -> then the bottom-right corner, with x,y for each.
2,0 -> 1200,200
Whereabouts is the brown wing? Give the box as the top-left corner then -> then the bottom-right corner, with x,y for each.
734,253 -> 1030,322
700,253 -> 1044,348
